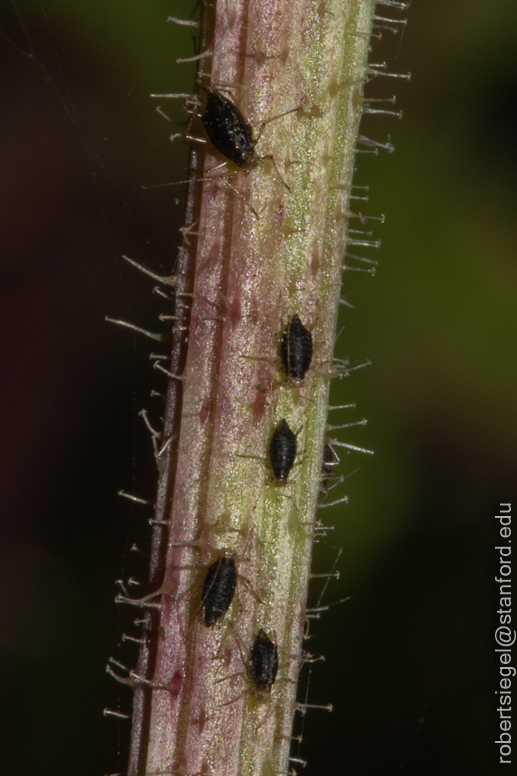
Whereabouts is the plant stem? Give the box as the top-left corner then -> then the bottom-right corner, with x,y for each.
124,1 -> 380,774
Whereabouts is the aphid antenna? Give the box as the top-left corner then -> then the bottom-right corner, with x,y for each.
117,490 -> 154,506
339,297 -> 355,309
103,708 -> 131,720
105,317 -> 168,343
237,451 -> 267,464
121,254 -> 178,288
122,633 -> 144,645
253,103 -> 304,144
105,772 -> 127,776
167,16 -> 199,29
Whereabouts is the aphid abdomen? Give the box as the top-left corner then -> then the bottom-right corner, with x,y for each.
250,629 -> 279,694
280,314 -> 313,379
269,419 -> 297,482
202,90 -> 255,168
201,554 -> 237,626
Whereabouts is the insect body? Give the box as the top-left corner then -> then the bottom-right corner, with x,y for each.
269,419 -> 297,482
250,628 -> 279,697
201,554 -> 237,626
280,314 -> 313,379
202,88 -> 256,168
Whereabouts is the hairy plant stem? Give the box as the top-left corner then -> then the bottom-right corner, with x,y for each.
125,1 -> 379,774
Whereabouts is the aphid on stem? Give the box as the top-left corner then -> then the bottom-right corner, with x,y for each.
269,418 -> 298,483
250,628 -> 279,699
197,84 -> 301,190
280,314 -> 313,380
201,552 -> 237,627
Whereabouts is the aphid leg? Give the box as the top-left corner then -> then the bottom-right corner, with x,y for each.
179,169 -> 260,219
256,153 -> 291,192
253,104 -> 303,144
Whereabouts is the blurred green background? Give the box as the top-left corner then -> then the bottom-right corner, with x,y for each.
1,1 -> 516,775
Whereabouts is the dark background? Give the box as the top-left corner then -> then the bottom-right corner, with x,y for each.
1,1 -> 516,775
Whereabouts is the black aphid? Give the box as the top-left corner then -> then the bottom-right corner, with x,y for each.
201,554 -> 237,627
280,314 -> 313,379
202,88 -> 256,168
250,628 -> 279,696
269,418 -> 297,482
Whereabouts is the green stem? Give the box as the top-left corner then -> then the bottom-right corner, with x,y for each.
125,1 -> 380,774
